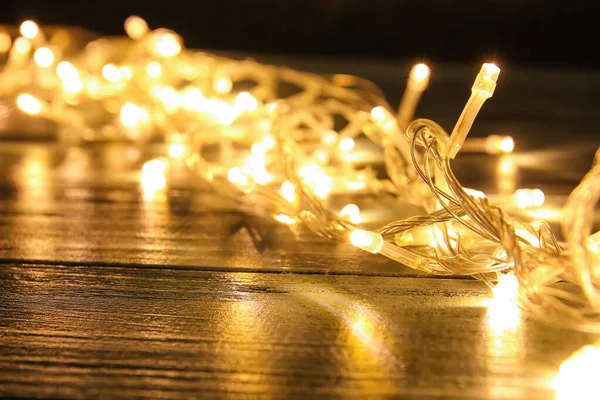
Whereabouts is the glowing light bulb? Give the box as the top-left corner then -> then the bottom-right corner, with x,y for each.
499,136 -> 514,153
120,103 -> 148,130
234,92 -> 258,112
34,47 -> 54,67
154,33 -> 181,57
124,16 -> 149,40
120,67 -> 132,80
370,106 -> 387,123
340,204 -> 362,223
339,137 -> 355,152
20,20 -> 39,39
146,61 -> 162,78
514,189 -> 545,209
56,61 -> 77,80
213,77 -> 232,94
13,37 -> 31,54
554,343 -> 600,400
141,158 -> 168,193
168,143 -> 186,158
281,180 -> 296,203
350,229 -> 383,254
227,167 -> 254,193
101,63 -> 122,82
412,63 -> 430,82
274,214 -> 295,224
0,31 -> 11,53
17,94 -> 42,115
492,273 -> 519,302
322,131 -> 337,144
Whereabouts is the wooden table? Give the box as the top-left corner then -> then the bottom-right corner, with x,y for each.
0,57 -> 599,399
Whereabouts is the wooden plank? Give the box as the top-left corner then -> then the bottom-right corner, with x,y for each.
0,264 -> 595,399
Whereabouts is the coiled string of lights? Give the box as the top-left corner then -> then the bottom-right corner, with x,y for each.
0,17 -> 598,335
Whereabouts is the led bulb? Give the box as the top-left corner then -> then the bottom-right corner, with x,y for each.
125,16 -> 149,40
17,94 -> 42,115
339,137 -> 355,152
514,189 -> 545,209
281,180 -> 296,203
340,204 -> 362,223
20,20 -> 39,39
350,229 -> 384,253
13,37 -> 31,54
234,92 -> 258,112
554,343 -> 600,400
227,167 -> 255,193
473,63 -> 501,98
146,61 -> 162,78
408,63 -> 430,91
153,33 -> 181,57
33,47 -> 54,67
102,63 -> 122,82
484,135 -> 514,154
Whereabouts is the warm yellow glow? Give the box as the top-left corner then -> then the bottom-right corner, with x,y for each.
168,143 -> 186,158
34,47 -> 54,67
349,229 -> 384,253
274,214 -> 295,224
554,343 -> 600,400
141,158 -> 168,195
154,33 -> 181,57
281,180 -> 296,203
340,203 -> 363,224
412,63 -> 430,82
499,136 -> 514,153
213,77 -> 232,94
339,137 -> 355,152
20,20 -> 39,39
322,131 -> 337,144
56,61 -> 77,80
486,272 -> 521,333
370,106 -> 387,123
146,61 -> 162,78
234,91 -> 258,112
124,16 -> 149,40
298,164 -> 332,199
243,154 -> 271,184
482,63 -> 501,83
179,87 -> 205,110
151,86 -> 178,111
101,63 -> 122,82
0,31 -> 11,53
17,94 -> 42,115
227,167 -> 255,193
13,37 -> 31,54
514,188 -> 545,209
120,103 -> 148,130
120,67 -> 132,80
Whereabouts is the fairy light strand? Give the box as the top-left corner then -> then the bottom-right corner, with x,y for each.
0,18 -> 598,340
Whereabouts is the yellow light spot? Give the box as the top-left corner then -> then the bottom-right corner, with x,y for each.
34,47 -> 54,67
154,33 -> 181,57
340,203 -> 362,224
56,61 -> 78,80
350,229 -> 383,253
13,37 -> 31,54
339,137 -> 355,152
412,63 -> 430,81
101,63 -> 122,82
514,188 -> 545,209
124,16 -> 149,40
499,136 -> 514,153
227,167 -> 254,193
485,272 -> 521,334
0,31 -> 12,53
554,343 -> 600,400
17,94 -> 42,115
120,103 -> 148,130
370,106 -> 387,123
151,85 -> 178,111
298,164 -> 332,199
168,143 -> 186,158
213,77 -> 232,94
492,273 -> 519,301
141,158 -> 168,195
322,131 -> 337,144
281,180 -> 295,203
234,91 -> 258,112
482,63 -> 501,82
146,61 -> 162,78
20,20 -> 39,39
274,214 -> 295,224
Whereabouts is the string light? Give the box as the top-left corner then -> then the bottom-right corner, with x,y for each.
0,18 -> 598,342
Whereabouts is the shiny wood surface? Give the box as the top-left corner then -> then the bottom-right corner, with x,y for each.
0,59 -> 599,399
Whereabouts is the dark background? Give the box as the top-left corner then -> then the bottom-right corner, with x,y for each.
1,0 -> 598,68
